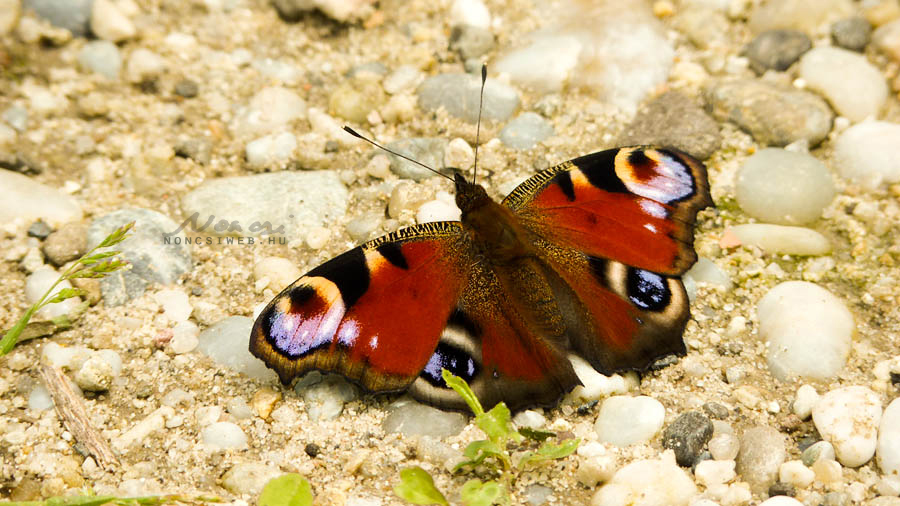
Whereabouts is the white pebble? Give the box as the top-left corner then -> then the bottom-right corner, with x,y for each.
513,409 -> 546,429
729,224 -> 831,256
113,406 -> 174,450
74,355 -> 115,392
695,459 -> 736,486
25,266 -> 82,320
125,49 -> 166,83
811,457 -> 842,484
779,460 -> 815,488
201,421 -> 248,449
170,321 -> 200,354
449,0 -> 491,28
592,451 -> 696,506
877,397 -> 900,482
28,385 -> 53,411
799,47 -> 888,123
444,138 -> 475,171
812,386 -> 883,467
567,355 -> 629,402
232,86 -> 307,138
758,281 -> 854,382
709,432 -> 740,461
792,384 -> 819,420
90,0 -> 136,42
196,316 -> 278,381
759,498 -> 804,506
245,132 -> 297,169
684,257 -> 732,290
383,65 -> 424,95
833,121 -> 900,190
253,257 -> 301,292
594,395 -> 665,447
416,199 -> 461,224
153,288 -> 192,323
305,227 -> 331,250
576,442 -> 617,487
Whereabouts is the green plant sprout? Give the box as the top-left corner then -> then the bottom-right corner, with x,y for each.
257,473 -> 313,506
6,491 -> 220,506
394,369 -> 580,506
0,222 -> 134,355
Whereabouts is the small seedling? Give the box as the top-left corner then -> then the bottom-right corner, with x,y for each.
394,369 -> 580,505
257,473 -> 313,506
6,491 -> 220,506
0,222 -> 134,355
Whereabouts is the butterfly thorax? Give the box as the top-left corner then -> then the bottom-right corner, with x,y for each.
454,173 -> 535,264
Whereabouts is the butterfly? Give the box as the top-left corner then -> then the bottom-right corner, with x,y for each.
250,145 -> 712,412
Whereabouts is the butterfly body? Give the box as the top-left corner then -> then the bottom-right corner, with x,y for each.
250,147 -> 712,412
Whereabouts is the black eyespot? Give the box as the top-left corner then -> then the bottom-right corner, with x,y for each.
627,268 -> 670,311
420,340 -> 479,388
308,247 -> 369,308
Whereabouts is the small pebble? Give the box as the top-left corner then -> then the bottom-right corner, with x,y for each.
743,30 -> 811,74
201,422 -> 248,449
662,411 -> 714,467
832,121 -> 900,189
416,199 -> 461,224
499,112 -> 554,150
878,397 -> 900,482
74,356 -> 115,392
799,46 -> 888,122
513,410 -> 547,430
417,73 -> 520,123
802,441 -> 836,466
695,459 -> 736,486
736,426 -> 786,494
78,40 -> 122,80
245,132 -> 297,170
297,372 -> 358,422
792,384 -> 819,420
811,458 -> 843,484
153,289 -> 192,323
42,222 -> 87,266
24,0 -> 93,36
170,321 -> 199,354
594,395 -> 665,447
592,451 -> 696,506
812,386 -> 882,467
250,388 -> 282,420
253,256 -> 301,292
444,137 -> 474,170
174,79 -> 199,98
124,48 -> 166,84
231,86 -> 306,138
873,19 -> 900,62
832,17 -> 872,51
747,0 -> 854,35
383,399 -> 467,437
28,385 -> 53,411
449,24 -> 495,60
27,220 -> 52,239
575,442 -> 617,487
779,460 -> 815,489
449,0 -> 490,28
305,443 -> 321,457
90,0 -> 136,42
173,138 -> 211,165
221,462 -> 280,496
328,78 -> 385,124
113,406 -> 174,450
728,224 -> 831,256
758,281 -> 853,382
568,356 -> 631,402
618,90 -> 721,160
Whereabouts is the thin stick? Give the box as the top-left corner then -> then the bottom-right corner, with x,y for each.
472,64 -> 487,185
39,364 -> 119,469
343,126 -> 453,182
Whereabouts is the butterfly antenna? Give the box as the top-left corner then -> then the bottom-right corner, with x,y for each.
472,64 -> 487,185
343,126 -> 453,182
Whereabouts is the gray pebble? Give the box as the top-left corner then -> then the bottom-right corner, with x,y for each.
383,400 -> 467,438
831,17 -> 871,52
418,73 -> 520,123
801,440 -> 836,466
174,79 -> 199,98
702,402 -> 729,420
499,112 -> 553,150
736,426 -> 786,494
23,0 -> 93,37
197,316 -> 277,381
744,30 -> 811,74
618,90 -> 721,160
450,24 -> 495,60
42,222 -> 87,266
662,411 -> 714,467
768,481 -> 796,498
823,491 -> 851,506
297,373 -> 358,422
87,208 -> 192,305
174,138 -> 211,165
704,78 -> 833,147
78,40 -> 121,80
524,484 -> 553,506
27,220 -> 52,239
347,61 -> 388,77
385,138 -> 447,181
2,105 -> 28,132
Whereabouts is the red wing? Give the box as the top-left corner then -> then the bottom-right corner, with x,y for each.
250,222 -> 472,393
503,147 -> 712,275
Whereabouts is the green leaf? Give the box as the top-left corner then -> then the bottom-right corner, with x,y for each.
0,311 -> 31,354
517,438 -> 580,470
44,287 -> 86,305
78,250 -> 121,266
258,474 -> 313,506
442,369 -> 483,416
97,222 -> 135,248
460,479 -> 505,506
393,467 -> 448,505
475,403 -> 518,444
455,440 -> 504,472
519,427 -> 555,443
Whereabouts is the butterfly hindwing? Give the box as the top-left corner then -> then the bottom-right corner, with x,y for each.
249,222 -> 472,393
503,147 -> 712,276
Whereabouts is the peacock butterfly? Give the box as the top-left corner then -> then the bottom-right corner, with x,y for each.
249,135 -> 712,411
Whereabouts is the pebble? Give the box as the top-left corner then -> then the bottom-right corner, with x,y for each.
383,65 -> 423,95
0,170 -> 83,228
802,440 -> 837,466
736,426 -> 786,494
74,355 -> 115,392
499,112 -> 554,150
0,122 -> 16,149
173,138 -> 211,165
221,462 -> 280,496
170,321 -> 199,354
152,289 -> 192,322
41,222 -> 87,266
271,0 -> 370,22
449,24 -> 494,60
758,281 -> 853,382
113,406 -> 174,450
196,316 -> 277,382
87,209 -> 192,305
201,421 -> 248,449
23,0 -> 93,36
798,47 -> 888,122
28,385 -> 53,411
416,199 -> 461,224
743,30 -> 811,74
759,498 -> 804,506
812,455 -> 843,484
694,459 -> 736,486
296,372 -> 358,422
25,266 -> 82,319
779,460 -> 815,489
382,399 -> 467,437
253,256 -> 301,292
494,33 -> 582,95
748,0 -> 854,34
231,86 -> 306,138
792,384 -> 819,420
124,48 -> 166,84
684,258 -> 732,291
812,386 -> 882,467
513,410 -> 547,430
704,79 -> 833,147
251,58 -> 302,85
245,132 -> 297,170
727,224 -> 831,256
449,0 -> 490,28
523,484 -> 552,506
594,395 -> 665,447
878,397 -> 900,483
78,40 -> 122,80
417,73 -> 520,123
832,17 -> 872,51
672,6 -> 729,49
617,90 -> 720,160
873,19 -> 900,61
661,411 -> 714,467
575,442 -> 617,487
181,171 -> 348,238
90,0 -> 136,42
381,137 -> 445,181
2,105 -> 27,132
735,148 -> 834,225
328,78 -> 384,124
568,356 -> 632,402
592,451 -> 696,506
444,138 -> 474,170
708,432 -> 740,461
832,121 -> 900,189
